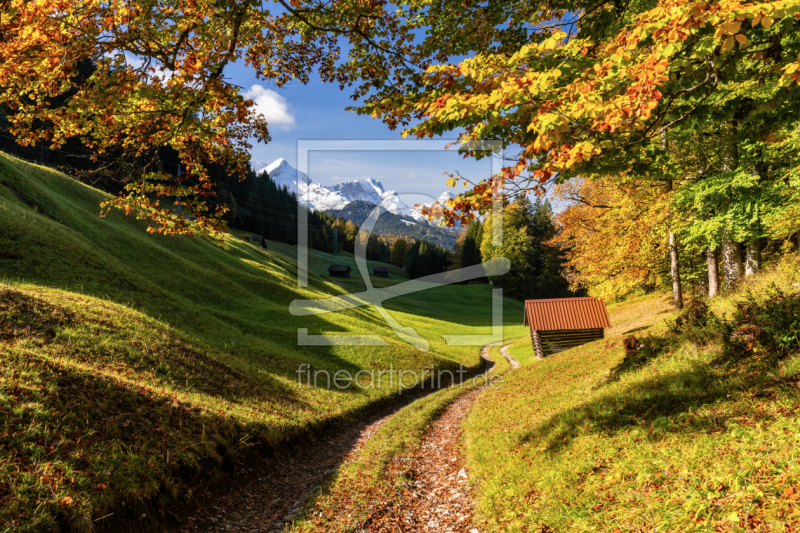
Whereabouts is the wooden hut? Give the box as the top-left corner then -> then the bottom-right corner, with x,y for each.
328,265 -> 352,278
524,297 -> 611,359
372,266 -> 390,278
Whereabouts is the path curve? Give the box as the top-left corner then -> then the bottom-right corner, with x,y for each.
499,343 -> 521,369
174,343 -> 500,533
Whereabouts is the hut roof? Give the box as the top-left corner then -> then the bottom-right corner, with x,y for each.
372,266 -> 390,273
524,297 -> 611,331
328,265 -> 352,272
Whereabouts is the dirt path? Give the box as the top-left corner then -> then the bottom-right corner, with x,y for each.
356,341 -> 521,532
360,388 -> 483,532
173,347 -> 498,533
499,343 -> 521,369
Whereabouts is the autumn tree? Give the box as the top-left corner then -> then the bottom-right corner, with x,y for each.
337,0 -> 800,230
1,0 -> 441,235
341,221 -> 360,253
550,178 -> 677,301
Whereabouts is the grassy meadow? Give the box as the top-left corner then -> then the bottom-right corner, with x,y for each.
465,256 -> 800,532
0,152 -> 525,532
7,146 -> 798,533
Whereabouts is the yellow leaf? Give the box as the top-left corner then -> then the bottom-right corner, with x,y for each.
734,34 -> 748,46
762,16 -> 774,28
721,20 -> 741,34
722,37 -> 735,52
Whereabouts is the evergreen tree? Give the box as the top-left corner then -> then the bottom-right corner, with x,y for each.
481,198 -> 572,299
459,220 -> 484,268
391,239 -> 409,267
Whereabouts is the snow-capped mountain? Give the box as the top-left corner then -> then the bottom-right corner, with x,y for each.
250,160 -> 271,176
259,158 -> 310,191
253,158 -> 448,225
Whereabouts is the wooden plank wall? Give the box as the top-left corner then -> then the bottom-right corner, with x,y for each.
531,330 -> 545,359
530,328 -> 604,357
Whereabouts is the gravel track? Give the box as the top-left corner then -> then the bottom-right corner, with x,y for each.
176,409 -> 398,533
173,345 -> 500,533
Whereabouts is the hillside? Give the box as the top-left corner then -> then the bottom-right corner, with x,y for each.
0,152 -> 526,531
464,257 -> 800,532
278,260 -> 800,533
325,200 -> 458,249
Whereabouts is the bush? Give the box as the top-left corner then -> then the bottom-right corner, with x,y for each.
720,285 -> 800,365
671,299 -> 712,332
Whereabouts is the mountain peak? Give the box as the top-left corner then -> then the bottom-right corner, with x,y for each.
360,177 -> 386,193
265,158 -> 291,174
249,158 -> 450,225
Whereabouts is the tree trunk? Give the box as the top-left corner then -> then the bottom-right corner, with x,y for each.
669,232 -> 684,311
719,103 -> 741,290
721,233 -> 743,289
744,239 -> 761,275
707,247 -> 719,299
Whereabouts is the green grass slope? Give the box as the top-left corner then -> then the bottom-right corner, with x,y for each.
464,258 -> 800,532
0,152 -> 526,531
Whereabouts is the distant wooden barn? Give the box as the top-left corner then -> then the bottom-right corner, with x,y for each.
372,266 -> 390,278
524,297 -> 611,359
328,265 -> 352,278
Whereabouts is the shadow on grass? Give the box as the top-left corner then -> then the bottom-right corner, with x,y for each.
1,343 -> 276,532
603,335 -> 669,383
0,287 -> 309,406
514,359 -> 800,457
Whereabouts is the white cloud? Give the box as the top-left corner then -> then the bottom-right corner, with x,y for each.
242,85 -> 295,130
121,52 -> 173,82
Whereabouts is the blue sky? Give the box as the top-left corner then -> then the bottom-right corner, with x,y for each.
224,61 -> 496,204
